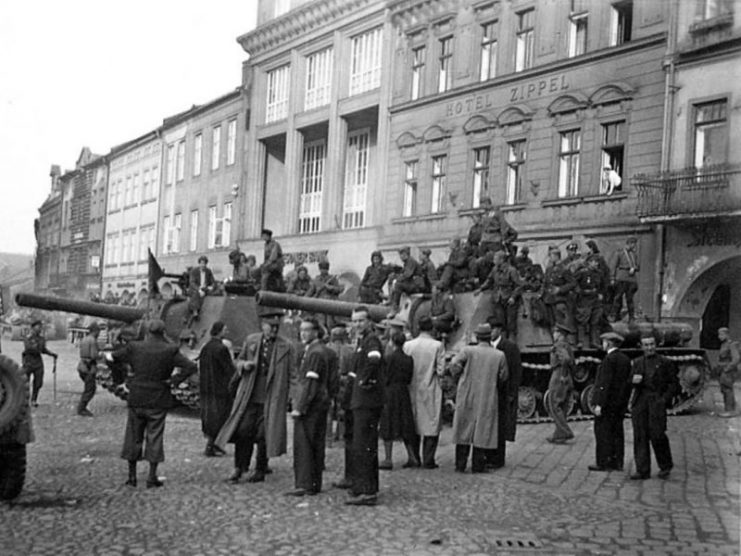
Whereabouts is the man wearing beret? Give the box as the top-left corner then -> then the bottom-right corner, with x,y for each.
108,319 -> 197,488
22,319 -> 57,407
260,229 -> 286,292
588,332 -> 631,472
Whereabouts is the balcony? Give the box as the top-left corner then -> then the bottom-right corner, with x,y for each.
634,164 -> 741,223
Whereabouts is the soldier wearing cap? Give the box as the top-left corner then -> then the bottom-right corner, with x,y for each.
541,246 -> 576,343
22,319 -> 57,407
438,238 -> 472,292
574,255 -> 607,348
476,250 -> 523,341
429,282 -> 456,339
478,198 -> 518,256
216,311 -> 296,484
515,246 -> 544,293
287,265 -> 312,296
388,246 -> 427,316
716,327 -> 739,416
308,260 -> 344,329
611,236 -> 640,322
260,228 -> 286,292
108,319 -> 197,488
588,332 -> 631,472
564,240 -> 583,273
544,323 -> 575,444
418,248 -> 438,292
359,251 -> 396,304
586,239 -> 613,306
77,322 -> 102,417
187,255 -> 215,324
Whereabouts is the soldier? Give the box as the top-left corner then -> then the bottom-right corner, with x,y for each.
574,255 -> 607,348
437,238 -> 472,292
564,241 -> 583,273
388,246 -> 426,316
545,323 -> 575,444
541,246 -> 576,343
22,319 -> 57,407
716,327 -> 739,417
287,265 -> 312,296
235,253 -> 261,288
478,198 -> 518,256
76,323 -> 102,417
187,256 -> 215,323
475,251 -> 523,341
418,249 -> 438,292
307,261 -> 343,300
611,236 -> 639,322
429,282 -> 456,339
589,332 -> 631,472
517,246 -> 544,293
260,229 -> 286,292
359,251 -> 395,304
329,324 -> 357,490
629,335 -> 679,480
585,240 -> 612,307
467,212 -> 483,256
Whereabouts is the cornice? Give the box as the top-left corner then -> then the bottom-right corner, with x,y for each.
389,0 -> 461,30
237,0 -> 376,57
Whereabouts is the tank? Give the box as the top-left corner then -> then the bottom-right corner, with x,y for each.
255,290 -> 708,423
0,354 -> 32,499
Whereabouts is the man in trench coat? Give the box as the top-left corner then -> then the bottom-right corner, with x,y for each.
198,321 -> 235,457
450,323 -> 508,473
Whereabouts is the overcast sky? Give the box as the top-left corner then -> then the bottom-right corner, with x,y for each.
0,0 -> 258,255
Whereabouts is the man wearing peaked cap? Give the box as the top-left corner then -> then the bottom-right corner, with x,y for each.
22,318 -> 57,407
389,246 -> 427,316
588,330 -> 632,472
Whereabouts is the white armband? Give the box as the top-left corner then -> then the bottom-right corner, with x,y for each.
305,371 -> 319,379
367,350 -> 381,359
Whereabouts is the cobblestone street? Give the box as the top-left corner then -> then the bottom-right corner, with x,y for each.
1,339 -> 739,556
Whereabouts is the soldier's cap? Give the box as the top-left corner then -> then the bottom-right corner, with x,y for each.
148,319 -> 166,334
398,246 -> 410,254
88,322 -> 100,333
626,236 -> 637,244
31,319 -> 43,327
371,250 -> 384,261
600,331 -> 625,344
554,322 -> 575,335
548,245 -> 560,254
261,228 -> 273,237
421,248 -> 431,256
474,323 -> 492,339
718,327 -> 730,334
520,245 -> 530,254
330,325 -> 348,339
374,320 -> 390,330
567,241 -> 579,250
259,310 -> 284,324
318,261 -> 330,269
586,254 -> 600,264
487,316 -> 505,329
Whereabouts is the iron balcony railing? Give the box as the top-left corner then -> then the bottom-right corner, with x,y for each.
634,163 -> 741,220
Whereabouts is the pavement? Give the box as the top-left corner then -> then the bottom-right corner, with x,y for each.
0,338 -> 739,556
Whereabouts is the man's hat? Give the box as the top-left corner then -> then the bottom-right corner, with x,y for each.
474,323 -> 492,339
318,260 -> 330,270
718,327 -> 730,334
259,310 -> 283,324
548,245 -> 560,254
600,331 -> 625,343
567,241 -> 579,251
148,319 -> 166,334
487,316 -> 505,329
421,248 -> 431,256
554,322 -> 575,335
261,228 -> 273,237
388,317 -> 406,328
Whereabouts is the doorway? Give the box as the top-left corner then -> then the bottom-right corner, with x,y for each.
700,284 -> 730,350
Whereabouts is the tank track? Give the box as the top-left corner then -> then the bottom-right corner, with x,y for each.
96,365 -> 201,410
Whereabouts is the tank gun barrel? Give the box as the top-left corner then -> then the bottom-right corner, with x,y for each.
256,291 -> 389,322
15,293 -> 145,324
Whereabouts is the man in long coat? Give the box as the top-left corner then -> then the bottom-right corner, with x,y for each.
486,317 -> 522,469
403,315 -> 445,468
216,312 -> 295,483
450,323 -> 508,473
198,321 -> 235,457
589,332 -> 632,472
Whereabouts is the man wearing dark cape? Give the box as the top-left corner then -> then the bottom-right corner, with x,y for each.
199,321 -> 235,457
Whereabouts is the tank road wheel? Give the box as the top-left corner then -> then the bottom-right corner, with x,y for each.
668,358 -> 707,415
0,443 -> 27,500
566,390 -> 578,416
580,383 -> 595,415
518,386 -> 538,421
572,362 -> 590,384
0,355 -> 28,436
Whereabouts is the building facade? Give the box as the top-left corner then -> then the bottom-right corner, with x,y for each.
156,89 -> 246,295
237,0 -> 391,286
101,131 -> 162,302
635,0 -> 741,348
34,166 -> 64,293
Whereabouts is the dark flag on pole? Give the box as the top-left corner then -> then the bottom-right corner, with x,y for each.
148,249 -> 163,295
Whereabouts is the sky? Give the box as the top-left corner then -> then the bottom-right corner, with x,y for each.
0,0 -> 258,255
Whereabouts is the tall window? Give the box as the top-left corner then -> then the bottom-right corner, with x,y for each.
139,225 -> 155,260
568,13 -> 588,57
211,126 -> 222,170
124,176 -> 132,206
172,213 -> 181,253
132,173 -> 140,204
343,130 -> 370,229
111,233 -> 121,264
222,202 -> 232,247
480,21 -> 498,81
176,140 -> 185,181
411,46 -> 426,100
697,0 -> 733,19
122,230 -> 132,263
299,140 -> 325,234
472,147 -> 490,208
431,155 -> 447,213
438,37 -> 453,93
106,233 -> 117,264
227,119 -> 237,166
601,121 -> 625,192
305,48 -> 333,109
402,161 -> 418,217
193,133 -> 202,176
142,169 -> 150,199
558,130 -> 581,198
350,28 -> 382,96
150,166 -> 159,199
506,140 -> 527,205
208,206 -> 218,248
163,215 -> 172,254
189,210 -> 199,251
515,9 -> 535,71
694,99 -> 728,168
266,65 -> 290,123
609,1 -> 633,46
166,144 -> 175,184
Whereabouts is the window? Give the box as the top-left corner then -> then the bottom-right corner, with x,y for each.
266,65 -> 290,123
166,144 -> 175,185
515,9 -> 535,71
402,161 -> 418,217
472,147 -> 490,208
431,155 -> 447,213
438,37 -> 453,93
558,130 -> 581,197
124,176 -> 132,206
176,140 -> 185,181
305,48 -> 333,109
694,99 -> 728,168
112,233 -> 121,264
106,233 -> 117,264
343,130 -> 370,229
609,1 -> 632,46
411,46 -> 426,100
142,169 -> 150,199
223,202 -> 232,246
480,22 -> 498,81
696,0 -> 733,20
506,140 -> 526,205
150,166 -> 159,199
163,215 -> 172,254
122,230 -> 132,263
132,173 -> 140,204
227,119 -> 237,166
139,226 -> 154,260
601,121 -> 625,193
350,28 -> 382,96
568,13 -> 588,57
207,205 -> 227,249
299,140 -> 325,234
189,210 -> 198,251
211,126 -> 221,170
193,133 -> 202,176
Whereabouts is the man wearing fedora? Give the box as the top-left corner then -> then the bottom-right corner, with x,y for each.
22,319 -> 57,407
449,323 -> 508,473
588,332 -> 632,472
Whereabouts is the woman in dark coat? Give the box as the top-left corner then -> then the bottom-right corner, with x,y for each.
379,332 -> 419,470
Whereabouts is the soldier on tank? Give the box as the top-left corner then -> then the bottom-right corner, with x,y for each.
478,198 -> 518,256
388,246 -> 427,316
467,212 -> 484,256
418,249 -> 438,292
187,256 -> 215,323
541,246 -> 576,344
437,238 -> 472,292
358,251 -> 395,304
308,260 -> 344,330
611,236 -> 639,322
475,251 -> 523,341
564,241 -> 584,273
574,255 -> 607,349
429,282 -> 456,339
585,240 -> 611,303
287,265 -> 312,296
260,229 -> 286,292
